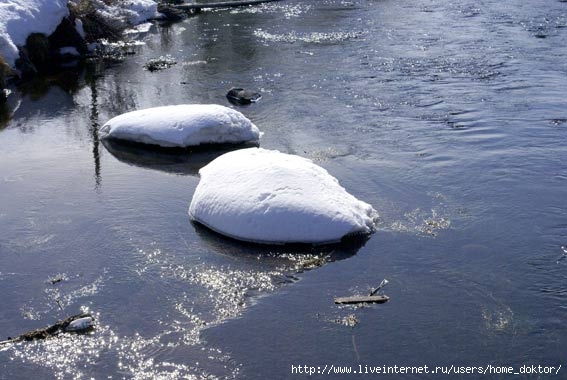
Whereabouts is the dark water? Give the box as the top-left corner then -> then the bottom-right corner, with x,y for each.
1,0 -> 566,378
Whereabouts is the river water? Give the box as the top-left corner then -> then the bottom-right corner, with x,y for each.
1,0 -> 566,378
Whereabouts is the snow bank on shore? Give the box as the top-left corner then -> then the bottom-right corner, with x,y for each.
0,0 -> 160,69
189,148 -> 379,245
0,0 -> 69,67
100,104 -> 261,148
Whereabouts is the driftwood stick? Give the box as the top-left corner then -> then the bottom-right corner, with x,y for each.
369,279 -> 389,296
173,0 -> 281,11
0,313 -> 94,345
334,295 -> 390,305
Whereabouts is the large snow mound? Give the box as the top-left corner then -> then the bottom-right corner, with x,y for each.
0,0 -> 69,67
99,104 -> 261,148
189,148 -> 379,245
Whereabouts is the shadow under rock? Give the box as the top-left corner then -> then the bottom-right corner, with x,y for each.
191,220 -> 371,270
102,138 -> 258,175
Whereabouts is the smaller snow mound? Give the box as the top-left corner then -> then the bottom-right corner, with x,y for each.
99,104 -> 261,148
189,148 -> 378,245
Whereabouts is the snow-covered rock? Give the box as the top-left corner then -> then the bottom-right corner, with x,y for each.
0,0 -> 69,68
189,148 -> 378,245
100,104 -> 261,148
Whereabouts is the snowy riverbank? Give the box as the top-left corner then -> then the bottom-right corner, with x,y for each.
0,0 -> 161,70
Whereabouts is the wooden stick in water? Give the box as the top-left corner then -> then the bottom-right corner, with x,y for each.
173,0 -> 281,11
334,295 -> 390,305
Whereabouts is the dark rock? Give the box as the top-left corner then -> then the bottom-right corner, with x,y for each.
16,16 -> 90,77
25,33 -> 51,67
49,17 -> 89,56
226,87 -> 262,105
16,33 -> 50,76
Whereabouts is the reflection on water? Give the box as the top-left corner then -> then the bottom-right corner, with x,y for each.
192,219 -> 367,265
87,70 -> 103,191
1,0 -> 567,378
102,138 -> 258,175
0,101 -> 12,129
16,69 -> 84,101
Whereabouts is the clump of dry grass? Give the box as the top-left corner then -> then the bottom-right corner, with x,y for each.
68,0 -> 123,42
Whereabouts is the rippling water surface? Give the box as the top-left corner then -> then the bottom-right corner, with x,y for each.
1,0 -> 566,378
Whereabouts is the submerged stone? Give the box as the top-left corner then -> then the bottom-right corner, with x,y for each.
226,87 -> 262,105
144,55 -> 177,71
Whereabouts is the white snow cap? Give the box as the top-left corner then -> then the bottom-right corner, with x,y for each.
189,148 -> 379,245
100,104 -> 261,148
